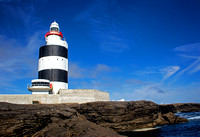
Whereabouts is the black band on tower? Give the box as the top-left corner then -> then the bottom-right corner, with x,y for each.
39,45 -> 68,59
38,69 -> 68,83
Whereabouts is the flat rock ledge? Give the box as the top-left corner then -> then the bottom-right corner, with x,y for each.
0,100 -> 194,137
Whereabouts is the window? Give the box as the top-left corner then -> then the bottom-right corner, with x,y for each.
32,82 -> 50,87
51,27 -> 58,32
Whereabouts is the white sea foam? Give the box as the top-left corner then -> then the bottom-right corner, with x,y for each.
188,116 -> 200,120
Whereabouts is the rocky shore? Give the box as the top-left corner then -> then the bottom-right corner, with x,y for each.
0,101 -> 199,137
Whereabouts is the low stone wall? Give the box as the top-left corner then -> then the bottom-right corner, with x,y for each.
0,89 -> 109,104
59,89 -> 109,103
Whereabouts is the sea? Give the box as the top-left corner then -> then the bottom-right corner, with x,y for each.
119,111 -> 200,137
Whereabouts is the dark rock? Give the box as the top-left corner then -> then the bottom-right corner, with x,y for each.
171,103 -> 200,112
0,102 -> 121,137
162,112 -> 188,124
159,103 -> 200,113
159,104 -> 177,113
32,117 -> 122,137
72,100 -> 187,132
0,101 -> 191,136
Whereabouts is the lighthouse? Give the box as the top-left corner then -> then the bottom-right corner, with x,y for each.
28,21 -> 68,94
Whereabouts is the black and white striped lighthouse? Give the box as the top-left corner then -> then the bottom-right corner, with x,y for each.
38,21 -> 68,94
31,21 -> 68,94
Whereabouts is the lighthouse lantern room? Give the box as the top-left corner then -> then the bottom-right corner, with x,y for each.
28,21 -> 68,94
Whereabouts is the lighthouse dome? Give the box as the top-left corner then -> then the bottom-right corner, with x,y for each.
50,21 -> 59,32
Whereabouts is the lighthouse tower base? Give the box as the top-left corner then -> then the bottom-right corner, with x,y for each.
0,89 -> 109,104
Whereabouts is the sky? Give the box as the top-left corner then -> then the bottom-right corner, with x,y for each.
0,0 -> 200,104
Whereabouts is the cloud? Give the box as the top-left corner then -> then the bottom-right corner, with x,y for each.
68,62 -> 84,78
0,1 -> 47,92
118,99 -> 125,101
75,0 -> 130,53
174,43 -> 200,75
132,65 -> 180,82
69,62 -> 118,79
125,78 -> 147,85
174,42 -> 200,53
159,66 -> 180,81
0,0 -> 44,39
118,43 -> 200,103
129,82 -> 200,103
68,61 -> 200,104
190,61 -> 200,73
107,77 -> 200,103
115,83 -> 167,103
133,67 -> 160,76
178,54 -> 200,59
135,84 -> 165,95
95,64 -> 111,72
178,58 -> 200,75
0,33 -> 42,87
150,86 -> 165,93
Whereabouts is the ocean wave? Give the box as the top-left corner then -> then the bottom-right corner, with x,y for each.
175,112 -> 200,121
